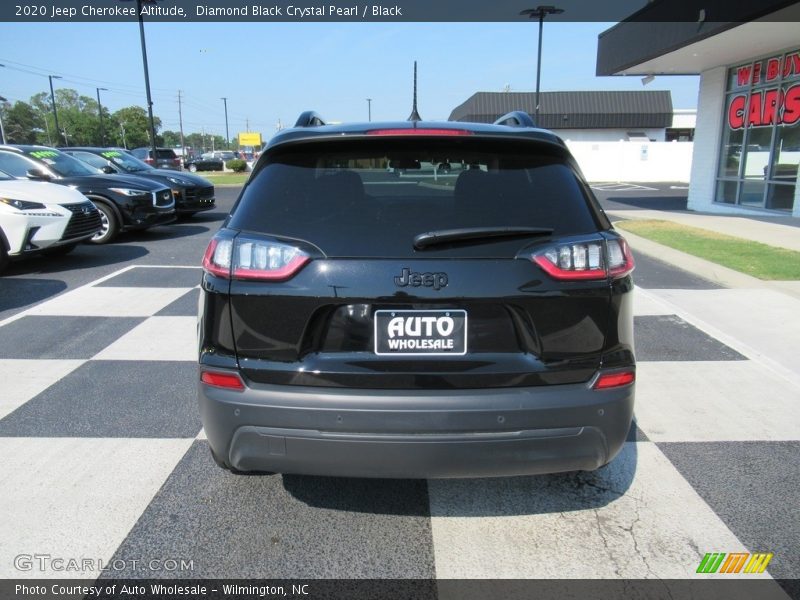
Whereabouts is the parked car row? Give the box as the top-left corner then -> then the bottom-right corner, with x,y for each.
0,144 -> 216,273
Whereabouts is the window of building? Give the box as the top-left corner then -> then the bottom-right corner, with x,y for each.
716,48 -> 800,212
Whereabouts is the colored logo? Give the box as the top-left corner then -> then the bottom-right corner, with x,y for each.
697,552 -> 774,574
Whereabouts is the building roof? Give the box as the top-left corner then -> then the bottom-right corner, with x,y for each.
595,0 -> 800,76
448,91 -> 673,129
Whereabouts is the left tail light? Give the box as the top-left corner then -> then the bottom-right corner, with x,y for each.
529,236 -> 634,281
202,233 -> 310,281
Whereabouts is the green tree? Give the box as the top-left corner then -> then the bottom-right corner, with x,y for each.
4,100 -> 41,144
161,130 -> 181,148
112,106 -> 162,149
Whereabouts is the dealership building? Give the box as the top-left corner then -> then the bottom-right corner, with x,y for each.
597,0 -> 800,216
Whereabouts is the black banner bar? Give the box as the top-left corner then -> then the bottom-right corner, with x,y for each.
1,579 -> 799,600
1,0 -> 799,23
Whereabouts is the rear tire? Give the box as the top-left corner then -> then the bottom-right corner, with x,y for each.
188,164 -> 198,173
0,243 -> 8,274
89,202 -> 119,244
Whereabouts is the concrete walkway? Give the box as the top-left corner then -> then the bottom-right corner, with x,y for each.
606,208 -> 800,252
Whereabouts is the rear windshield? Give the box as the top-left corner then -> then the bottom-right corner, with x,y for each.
156,149 -> 177,159
230,139 -> 600,257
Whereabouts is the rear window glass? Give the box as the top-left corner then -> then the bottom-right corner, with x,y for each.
230,139 -> 599,257
156,149 -> 177,159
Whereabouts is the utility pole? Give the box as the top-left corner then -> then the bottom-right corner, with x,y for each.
96,87 -> 108,146
177,90 -> 185,156
367,98 -> 372,122
0,95 -> 7,144
120,123 -> 127,148
48,75 -> 63,145
220,97 -> 229,148
246,117 -> 249,131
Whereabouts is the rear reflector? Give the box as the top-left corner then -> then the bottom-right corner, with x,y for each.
366,128 -> 473,136
200,371 -> 245,391
593,371 -> 635,390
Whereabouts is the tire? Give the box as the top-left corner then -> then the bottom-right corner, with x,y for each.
89,202 -> 119,244
42,243 -> 77,257
0,243 -> 8,274
188,164 -> 198,173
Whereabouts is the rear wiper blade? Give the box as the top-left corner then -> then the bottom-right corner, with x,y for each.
413,226 -> 553,250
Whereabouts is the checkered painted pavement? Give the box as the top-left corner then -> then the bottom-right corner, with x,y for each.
0,265 -> 797,590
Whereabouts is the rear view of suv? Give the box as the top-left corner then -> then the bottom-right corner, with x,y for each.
131,147 -> 182,171
198,112 -> 635,478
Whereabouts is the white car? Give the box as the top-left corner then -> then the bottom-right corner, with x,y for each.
0,169 -> 102,273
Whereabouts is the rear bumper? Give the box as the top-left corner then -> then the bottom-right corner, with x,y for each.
198,374 -> 634,478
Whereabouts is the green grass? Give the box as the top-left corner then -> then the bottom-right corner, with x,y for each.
199,172 -> 249,185
616,219 -> 800,281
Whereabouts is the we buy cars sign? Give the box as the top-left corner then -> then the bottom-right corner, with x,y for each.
727,49 -> 800,129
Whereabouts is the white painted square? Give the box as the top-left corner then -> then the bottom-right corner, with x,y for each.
27,287 -> 192,318
0,437 -> 192,578
0,360 -> 84,420
429,443 -> 758,579
648,289 -> 800,379
91,317 -> 197,361
634,361 -> 800,442
633,288 -> 673,316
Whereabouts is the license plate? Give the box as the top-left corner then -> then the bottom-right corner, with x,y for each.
374,309 -> 467,356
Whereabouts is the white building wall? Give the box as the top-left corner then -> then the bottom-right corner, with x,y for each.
687,67 -> 728,212
566,141 -> 693,182
555,128 -> 666,142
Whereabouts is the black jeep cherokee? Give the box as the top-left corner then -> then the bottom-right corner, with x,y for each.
199,111 -> 635,478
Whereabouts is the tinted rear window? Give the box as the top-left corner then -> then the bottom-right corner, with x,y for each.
230,139 -> 600,257
156,149 -> 178,159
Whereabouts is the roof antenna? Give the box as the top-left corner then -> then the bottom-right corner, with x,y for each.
407,61 -> 422,122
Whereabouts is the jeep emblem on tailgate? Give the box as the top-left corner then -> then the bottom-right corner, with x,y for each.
394,267 -> 448,290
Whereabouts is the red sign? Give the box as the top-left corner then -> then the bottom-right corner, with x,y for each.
727,84 -> 800,129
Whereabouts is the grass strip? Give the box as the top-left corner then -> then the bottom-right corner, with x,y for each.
616,219 -> 800,280
199,172 -> 250,185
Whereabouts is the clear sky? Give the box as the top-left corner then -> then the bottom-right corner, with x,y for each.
0,21 -> 699,141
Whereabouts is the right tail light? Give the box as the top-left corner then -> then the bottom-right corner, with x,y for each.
530,237 -> 634,281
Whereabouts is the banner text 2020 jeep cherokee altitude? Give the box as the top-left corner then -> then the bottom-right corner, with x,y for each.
198,112 -> 635,478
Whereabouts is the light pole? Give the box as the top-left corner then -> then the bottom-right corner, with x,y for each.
96,87 -> 108,146
367,98 -> 372,122
48,74 -> 63,146
135,0 -> 159,159
520,5 -> 564,122
221,97 -> 229,148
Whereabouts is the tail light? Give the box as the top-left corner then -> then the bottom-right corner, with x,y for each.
367,128 -> 473,136
593,370 -> 635,390
530,237 -> 634,281
202,234 -> 310,281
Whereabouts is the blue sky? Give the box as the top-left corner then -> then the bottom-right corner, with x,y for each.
1,22 -> 699,140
